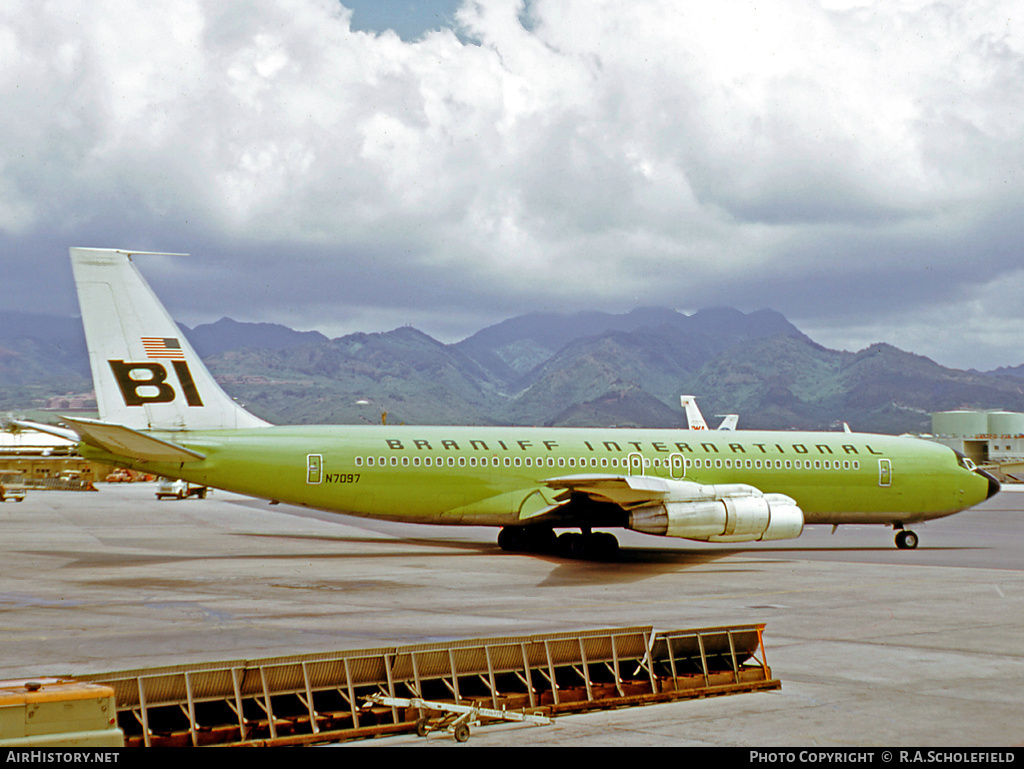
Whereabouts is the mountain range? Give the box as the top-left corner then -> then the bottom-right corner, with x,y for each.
3,307 -> 1024,433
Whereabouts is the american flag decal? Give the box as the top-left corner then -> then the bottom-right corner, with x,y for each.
141,337 -> 185,359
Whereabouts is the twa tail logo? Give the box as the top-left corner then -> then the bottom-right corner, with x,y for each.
108,360 -> 204,407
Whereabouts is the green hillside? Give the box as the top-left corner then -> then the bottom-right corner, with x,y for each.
4,307 -> 1024,433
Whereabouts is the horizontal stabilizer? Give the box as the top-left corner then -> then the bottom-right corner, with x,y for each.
61,416 -> 206,464
11,419 -> 82,443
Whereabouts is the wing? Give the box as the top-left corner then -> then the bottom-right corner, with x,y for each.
435,474 -> 743,527
541,473 -> 763,507
538,473 -> 804,543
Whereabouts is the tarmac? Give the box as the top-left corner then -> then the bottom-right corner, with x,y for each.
1,482 -> 1022,747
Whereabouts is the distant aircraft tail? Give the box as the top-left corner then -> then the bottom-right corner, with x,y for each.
70,248 -> 271,431
716,414 -> 739,431
679,395 -> 709,431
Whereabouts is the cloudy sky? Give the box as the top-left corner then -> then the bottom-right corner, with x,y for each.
2,0 -> 1022,370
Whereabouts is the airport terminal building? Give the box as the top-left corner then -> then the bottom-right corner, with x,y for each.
0,426 -> 102,489
930,409 -> 1024,480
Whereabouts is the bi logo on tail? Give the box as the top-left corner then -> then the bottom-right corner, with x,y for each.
109,337 -> 204,406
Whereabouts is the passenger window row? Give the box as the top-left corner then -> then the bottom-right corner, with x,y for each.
352,455 -> 860,472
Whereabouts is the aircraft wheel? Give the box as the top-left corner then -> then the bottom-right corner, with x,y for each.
557,532 -> 587,558
580,532 -> 619,560
528,526 -> 558,552
557,532 -> 620,560
499,526 -> 557,553
592,532 -> 620,560
453,723 -> 470,742
415,717 -> 430,737
497,526 -> 524,551
895,530 -> 919,550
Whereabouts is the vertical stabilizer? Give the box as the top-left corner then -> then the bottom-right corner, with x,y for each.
679,395 -> 709,431
716,414 -> 739,431
70,248 -> 271,431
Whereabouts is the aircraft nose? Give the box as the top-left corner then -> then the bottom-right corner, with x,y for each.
978,468 -> 1001,500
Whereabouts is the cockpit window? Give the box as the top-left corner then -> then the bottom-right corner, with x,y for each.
952,450 -> 976,471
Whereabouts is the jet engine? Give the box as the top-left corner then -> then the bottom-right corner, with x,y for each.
628,483 -> 804,543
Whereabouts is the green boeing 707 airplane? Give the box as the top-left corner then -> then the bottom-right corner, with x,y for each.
25,248 -> 1001,559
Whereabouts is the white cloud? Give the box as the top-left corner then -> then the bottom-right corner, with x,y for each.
1,0 -> 1023,368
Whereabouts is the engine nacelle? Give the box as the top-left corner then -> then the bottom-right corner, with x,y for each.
629,492 -> 804,542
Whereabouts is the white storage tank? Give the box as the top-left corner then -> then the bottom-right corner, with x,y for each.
987,411 -> 1024,437
932,410 -> 989,437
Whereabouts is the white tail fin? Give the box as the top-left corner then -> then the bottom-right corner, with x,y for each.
716,414 -> 738,431
70,248 -> 270,431
679,395 -> 708,431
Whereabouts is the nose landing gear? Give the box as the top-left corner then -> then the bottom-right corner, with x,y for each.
894,528 -> 919,549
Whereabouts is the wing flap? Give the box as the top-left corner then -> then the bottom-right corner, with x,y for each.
541,473 -> 763,507
541,473 -> 690,506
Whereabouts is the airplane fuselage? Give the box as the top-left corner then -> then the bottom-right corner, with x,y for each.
81,424 -> 993,529
63,248 -> 1000,554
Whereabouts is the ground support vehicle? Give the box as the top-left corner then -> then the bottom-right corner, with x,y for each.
363,694 -> 551,743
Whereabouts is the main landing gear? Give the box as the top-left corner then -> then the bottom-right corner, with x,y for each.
554,531 -> 619,560
894,527 -> 919,550
497,526 -> 620,560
